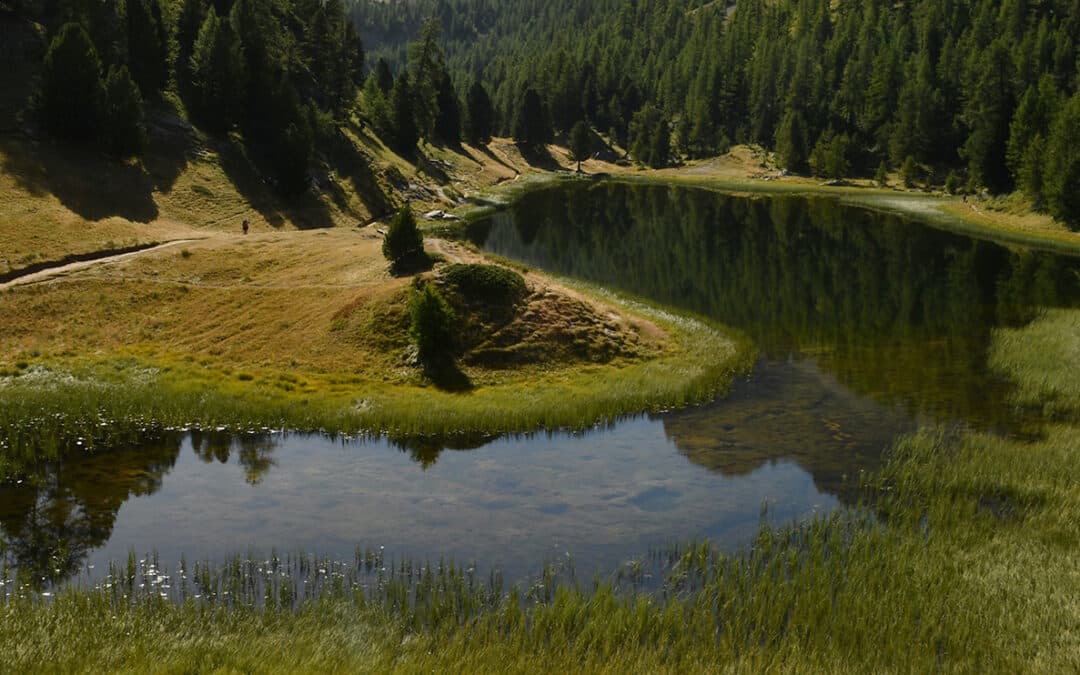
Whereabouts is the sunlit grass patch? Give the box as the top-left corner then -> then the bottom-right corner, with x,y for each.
990,308 -> 1080,420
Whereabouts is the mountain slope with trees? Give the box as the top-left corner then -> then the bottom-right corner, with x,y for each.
353,0 -> 1080,227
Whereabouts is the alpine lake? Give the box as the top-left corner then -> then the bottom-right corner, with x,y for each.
3,181 -> 1078,597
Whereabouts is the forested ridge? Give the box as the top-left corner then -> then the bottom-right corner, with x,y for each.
3,0 -> 1079,227
354,0 -> 1080,227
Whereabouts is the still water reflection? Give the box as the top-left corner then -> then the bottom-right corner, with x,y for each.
3,183 -> 1078,587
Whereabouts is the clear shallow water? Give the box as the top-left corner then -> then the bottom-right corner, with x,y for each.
3,183 -> 1079,588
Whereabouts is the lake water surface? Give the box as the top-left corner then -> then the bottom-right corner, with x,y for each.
3,183 -> 1078,589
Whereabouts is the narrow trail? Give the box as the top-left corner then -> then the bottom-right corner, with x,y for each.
0,239 -> 203,290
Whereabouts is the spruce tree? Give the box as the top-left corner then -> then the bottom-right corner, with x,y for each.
176,0 -> 207,93
102,64 -> 146,157
1043,92 -> 1080,229
190,7 -> 245,132
629,103 -> 669,169
962,40 -> 1015,193
382,205 -> 425,269
409,283 -> 455,365
39,22 -> 103,141
389,75 -> 419,153
432,70 -> 461,145
464,81 -> 494,145
568,120 -> 592,172
513,87 -> 551,148
374,58 -> 394,95
125,0 -> 169,97
774,110 -> 807,172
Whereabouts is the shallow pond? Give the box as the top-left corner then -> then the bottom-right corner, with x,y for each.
3,183 -> 1078,589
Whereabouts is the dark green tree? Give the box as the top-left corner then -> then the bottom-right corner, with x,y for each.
1007,76 -> 1060,201
568,120 -> 592,172
962,40 -> 1015,193
432,70 -> 461,144
407,19 -> 445,139
629,103 -> 670,169
190,7 -> 245,132
382,205 -> 425,269
409,283 -> 455,365
175,0 -> 207,92
464,80 -> 494,144
901,155 -> 920,188
102,65 -> 146,157
876,160 -> 889,187
1042,92 -> 1080,229
374,57 -> 394,95
362,72 -> 391,132
513,87 -> 551,148
124,0 -> 169,97
39,22 -> 103,141
389,74 -> 419,153
774,109 -> 808,172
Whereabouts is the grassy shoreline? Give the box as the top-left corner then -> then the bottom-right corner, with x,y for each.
2,307 -> 1077,672
609,171 -> 1080,257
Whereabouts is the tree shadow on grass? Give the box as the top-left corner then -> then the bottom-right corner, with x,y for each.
517,143 -> 564,172
421,357 -> 473,393
470,143 -> 520,175
0,98 -> 199,224
217,136 -> 336,230
0,136 -> 160,223
389,253 -> 435,278
325,130 -> 392,220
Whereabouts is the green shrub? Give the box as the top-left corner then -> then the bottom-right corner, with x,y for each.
382,206 -> 425,270
440,263 -> 527,308
944,171 -> 962,194
901,155 -> 920,188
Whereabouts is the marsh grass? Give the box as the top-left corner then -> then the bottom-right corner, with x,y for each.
2,420 -> 1077,672
3,312 -> 1077,672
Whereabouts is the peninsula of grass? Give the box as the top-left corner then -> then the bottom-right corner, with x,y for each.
0,234 -> 752,466
3,307 -> 1077,673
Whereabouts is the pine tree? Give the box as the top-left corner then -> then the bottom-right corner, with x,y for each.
125,0 -> 169,97
1042,92 -> 1080,229
102,64 -> 146,157
774,110 -> 808,172
962,40 -> 1015,193
876,160 -> 889,187
389,74 -> 419,153
432,70 -> 461,145
39,22 -> 103,141
190,7 -> 246,132
382,205 -> 425,268
629,103 -> 670,169
362,73 -> 391,133
513,87 -> 551,148
374,58 -> 394,95
176,0 -> 207,93
409,283 -> 455,365
1007,75 -> 1060,200
464,80 -> 494,144
568,120 -> 592,172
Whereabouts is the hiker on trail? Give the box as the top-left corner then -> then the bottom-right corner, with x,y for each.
242,219 -> 249,235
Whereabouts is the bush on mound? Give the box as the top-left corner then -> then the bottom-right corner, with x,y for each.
440,263 -> 527,308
